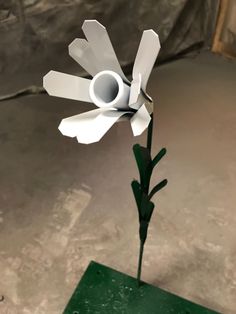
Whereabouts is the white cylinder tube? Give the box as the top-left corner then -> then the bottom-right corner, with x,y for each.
89,70 -> 130,110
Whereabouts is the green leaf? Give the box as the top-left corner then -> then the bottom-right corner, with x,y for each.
148,179 -> 168,200
140,193 -> 155,222
131,180 -> 142,211
152,148 -> 167,169
133,144 -> 152,191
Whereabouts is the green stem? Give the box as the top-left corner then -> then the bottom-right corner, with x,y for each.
137,114 -> 154,285
147,114 -> 153,154
137,240 -> 144,285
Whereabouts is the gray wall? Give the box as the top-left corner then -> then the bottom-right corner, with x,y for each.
0,0 -> 219,78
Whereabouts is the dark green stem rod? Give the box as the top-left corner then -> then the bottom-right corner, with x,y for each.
147,114 -> 153,154
137,240 -> 144,285
137,114 -> 154,285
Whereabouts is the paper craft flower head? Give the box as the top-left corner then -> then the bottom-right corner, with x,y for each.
43,20 -> 160,144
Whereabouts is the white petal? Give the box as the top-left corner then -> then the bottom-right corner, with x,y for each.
77,109 -> 130,144
82,20 -> 129,83
58,108 -> 104,138
69,38 -> 100,77
129,73 -> 141,108
43,70 -> 92,103
132,30 -> 160,92
59,108 -> 130,144
130,104 -> 151,136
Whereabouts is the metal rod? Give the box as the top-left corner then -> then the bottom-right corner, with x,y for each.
137,240 -> 144,285
147,114 -> 153,154
137,112 -> 154,285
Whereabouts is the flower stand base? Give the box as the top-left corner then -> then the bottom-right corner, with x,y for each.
63,261 -> 219,314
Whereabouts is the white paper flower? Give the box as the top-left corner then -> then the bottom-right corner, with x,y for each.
43,20 -> 160,144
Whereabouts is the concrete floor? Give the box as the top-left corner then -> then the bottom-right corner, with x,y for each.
0,52 -> 236,313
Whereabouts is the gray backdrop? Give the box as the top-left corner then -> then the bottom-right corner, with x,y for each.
0,0 -> 219,78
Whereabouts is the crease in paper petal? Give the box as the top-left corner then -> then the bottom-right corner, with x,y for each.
129,73 -> 141,109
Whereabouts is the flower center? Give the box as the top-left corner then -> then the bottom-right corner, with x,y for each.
89,70 -> 130,109
92,73 -> 119,104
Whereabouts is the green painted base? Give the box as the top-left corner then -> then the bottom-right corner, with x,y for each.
64,261 -> 219,314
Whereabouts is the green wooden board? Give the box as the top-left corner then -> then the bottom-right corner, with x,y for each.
64,261 -> 219,314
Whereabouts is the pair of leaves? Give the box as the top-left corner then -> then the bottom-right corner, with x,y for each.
132,180 -> 154,244
131,180 -> 154,222
131,144 -> 168,235
131,179 -> 167,222
133,144 -> 167,193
